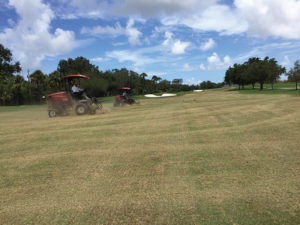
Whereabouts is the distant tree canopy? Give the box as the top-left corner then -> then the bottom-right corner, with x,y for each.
0,43 -> 200,106
286,60 -> 300,90
200,81 -> 224,89
224,57 -> 286,90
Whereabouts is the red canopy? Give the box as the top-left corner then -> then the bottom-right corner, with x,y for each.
120,87 -> 131,90
64,74 -> 89,79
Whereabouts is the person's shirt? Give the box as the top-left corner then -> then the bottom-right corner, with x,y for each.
72,85 -> 83,93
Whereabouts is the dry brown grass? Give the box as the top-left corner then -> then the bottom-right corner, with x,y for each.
0,89 -> 300,224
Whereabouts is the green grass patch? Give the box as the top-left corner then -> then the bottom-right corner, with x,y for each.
0,104 -> 46,113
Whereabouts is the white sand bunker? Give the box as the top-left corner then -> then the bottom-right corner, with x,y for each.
193,90 -> 203,92
144,93 -> 177,98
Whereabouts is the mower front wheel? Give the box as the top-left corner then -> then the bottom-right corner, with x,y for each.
48,110 -> 56,118
75,104 -> 87,115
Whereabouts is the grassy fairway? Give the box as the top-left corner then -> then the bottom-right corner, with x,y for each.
1,89 -> 300,224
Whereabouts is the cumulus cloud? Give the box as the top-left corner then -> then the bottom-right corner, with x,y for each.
81,19 -> 142,45
162,31 -> 190,55
0,0 -> 76,72
207,52 -> 231,70
172,40 -> 190,54
113,0 -> 300,39
235,0 -> 300,39
200,38 -> 216,51
58,0 -> 300,40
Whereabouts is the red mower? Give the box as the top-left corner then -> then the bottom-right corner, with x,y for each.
47,74 -> 102,117
113,87 -> 138,107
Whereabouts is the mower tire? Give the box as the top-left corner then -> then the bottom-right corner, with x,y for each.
48,110 -> 56,118
75,104 -> 87,115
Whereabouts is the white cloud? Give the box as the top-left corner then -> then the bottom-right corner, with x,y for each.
200,38 -> 216,51
0,0 -> 76,72
58,0 -> 108,19
106,49 -> 157,67
281,55 -> 291,66
172,40 -> 190,54
81,22 -> 125,37
207,52 -> 232,70
162,31 -> 190,55
113,0 -> 218,18
126,19 -> 142,45
59,0 -> 300,40
113,0 -> 248,36
114,0 -> 300,39
162,4 -> 248,35
162,31 -> 173,46
181,63 -> 195,71
235,0 -> 300,39
90,57 -> 104,62
147,71 -> 167,77
185,77 -> 202,85
200,63 -> 206,70
81,19 -> 142,46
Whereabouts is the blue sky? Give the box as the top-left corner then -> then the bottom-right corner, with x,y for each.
1,0 -> 300,84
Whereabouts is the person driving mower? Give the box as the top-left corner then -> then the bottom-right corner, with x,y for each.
71,79 -> 88,100
47,74 -> 102,117
114,87 -> 138,107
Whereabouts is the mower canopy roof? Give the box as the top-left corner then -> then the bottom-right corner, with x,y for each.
120,87 -> 131,90
64,74 -> 89,79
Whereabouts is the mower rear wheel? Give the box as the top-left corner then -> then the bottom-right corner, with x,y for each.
75,104 -> 87,115
48,110 -> 56,118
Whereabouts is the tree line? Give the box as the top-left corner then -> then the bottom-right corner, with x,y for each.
224,57 -> 286,90
0,43 -> 200,106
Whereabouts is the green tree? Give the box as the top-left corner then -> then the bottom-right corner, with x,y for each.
29,70 -> 47,103
266,58 -> 285,89
48,71 -> 63,91
226,57 -> 285,91
140,73 -> 147,94
253,57 -> 285,90
287,60 -> 300,90
159,79 -> 171,92
244,57 -> 260,89
0,43 -> 21,82
0,43 -> 22,105
11,75 -> 26,105
225,64 -> 247,89
58,57 -> 99,75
